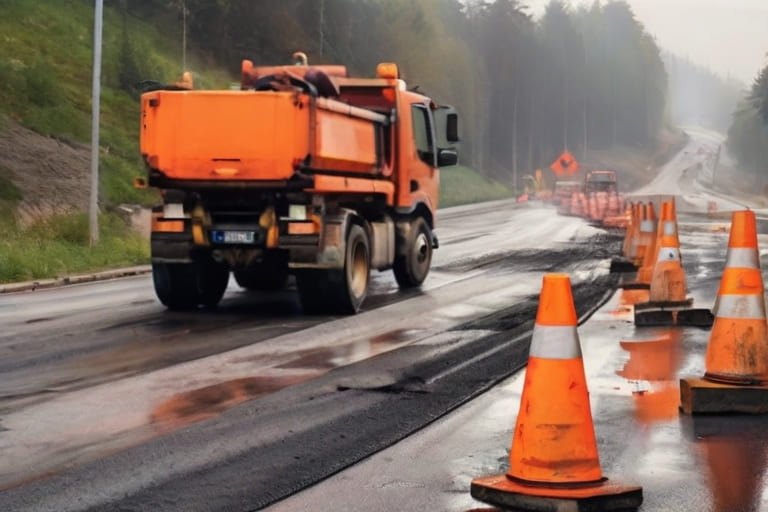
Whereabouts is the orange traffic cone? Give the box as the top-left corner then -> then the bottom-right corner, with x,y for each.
634,200 -> 712,327
471,274 -> 643,511
648,208 -> 686,303
621,201 -> 635,257
614,202 -> 644,277
627,202 -> 644,263
633,202 -> 657,270
610,202 -> 638,273
636,201 -> 665,284
620,202 -> 656,289
680,210 -> 768,414
570,191 -> 583,217
706,209 -> 768,384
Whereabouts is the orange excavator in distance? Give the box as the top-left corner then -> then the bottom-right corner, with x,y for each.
139,52 -> 459,314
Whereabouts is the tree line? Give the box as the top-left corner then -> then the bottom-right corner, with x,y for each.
727,62 -> 768,183
664,53 -> 743,134
124,0 -> 668,185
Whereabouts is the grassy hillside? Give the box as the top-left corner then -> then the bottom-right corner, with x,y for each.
440,166 -> 514,207
0,0 -> 230,282
0,0 -> 230,206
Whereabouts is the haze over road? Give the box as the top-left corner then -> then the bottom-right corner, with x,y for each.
525,0 -> 768,85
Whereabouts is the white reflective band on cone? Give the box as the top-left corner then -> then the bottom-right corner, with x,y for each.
724,247 -> 760,269
663,221 -> 677,236
529,325 -> 582,359
656,246 -> 681,262
640,220 -> 655,232
714,294 -> 767,320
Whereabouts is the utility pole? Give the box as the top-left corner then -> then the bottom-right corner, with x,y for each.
182,0 -> 187,70
89,0 -> 103,246
319,0 -> 325,58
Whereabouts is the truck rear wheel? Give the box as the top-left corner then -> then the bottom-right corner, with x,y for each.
297,223 -> 370,314
234,252 -> 289,291
152,260 -> 230,310
393,217 -> 432,288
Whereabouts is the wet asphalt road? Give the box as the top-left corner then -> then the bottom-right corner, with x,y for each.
0,199 -> 615,510
1,129 -> 760,511
266,131 -> 768,512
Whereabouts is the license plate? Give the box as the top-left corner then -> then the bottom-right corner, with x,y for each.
211,230 -> 255,244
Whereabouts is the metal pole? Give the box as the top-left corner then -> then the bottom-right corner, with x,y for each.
89,0 -> 103,246
319,0 -> 325,58
182,0 -> 187,70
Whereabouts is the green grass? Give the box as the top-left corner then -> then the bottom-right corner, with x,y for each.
440,165 -> 514,207
0,211 -> 149,283
0,171 -> 22,202
0,0 -> 231,210
0,0 -> 231,282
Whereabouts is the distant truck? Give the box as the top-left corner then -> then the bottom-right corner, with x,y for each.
139,53 -> 459,314
584,170 -> 618,195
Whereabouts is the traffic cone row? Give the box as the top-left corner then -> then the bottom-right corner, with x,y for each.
558,189 -> 626,227
471,274 -> 643,510
623,197 -> 713,327
471,206 -> 768,510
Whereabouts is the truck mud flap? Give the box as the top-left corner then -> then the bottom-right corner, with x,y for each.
151,233 -> 195,263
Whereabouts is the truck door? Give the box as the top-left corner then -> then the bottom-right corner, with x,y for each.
404,102 -> 439,212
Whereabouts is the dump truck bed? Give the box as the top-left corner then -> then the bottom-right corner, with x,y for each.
140,90 -> 388,182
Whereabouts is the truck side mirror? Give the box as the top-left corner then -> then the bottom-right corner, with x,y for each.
445,111 -> 459,143
438,148 -> 458,167
435,106 -> 459,144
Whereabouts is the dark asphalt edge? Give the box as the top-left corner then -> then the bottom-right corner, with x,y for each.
70,273 -> 619,512
0,265 -> 152,293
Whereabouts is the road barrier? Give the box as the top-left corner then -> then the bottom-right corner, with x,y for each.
471,274 -> 643,511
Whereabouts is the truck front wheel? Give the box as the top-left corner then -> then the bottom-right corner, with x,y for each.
152,260 -> 230,310
297,223 -> 370,314
393,217 -> 433,288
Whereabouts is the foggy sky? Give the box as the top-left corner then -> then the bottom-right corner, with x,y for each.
524,0 -> 768,86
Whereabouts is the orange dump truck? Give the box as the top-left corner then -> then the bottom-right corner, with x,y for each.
140,53 -> 459,313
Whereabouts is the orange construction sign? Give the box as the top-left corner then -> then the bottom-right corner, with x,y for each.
550,150 -> 579,177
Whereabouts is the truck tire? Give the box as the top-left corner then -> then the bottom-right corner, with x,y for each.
152,260 -> 229,310
297,223 -> 370,314
234,252 -> 289,291
393,217 -> 432,288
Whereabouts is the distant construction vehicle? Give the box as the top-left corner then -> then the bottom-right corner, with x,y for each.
139,52 -> 459,313
555,169 -> 624,225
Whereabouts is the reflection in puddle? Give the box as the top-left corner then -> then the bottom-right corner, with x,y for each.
691,416 -> 768,512
618,288 -> 650,307
151,373 -> 321,430
617,330 -> 682,424
152,329 -> 425,431
277,329 -> 424,370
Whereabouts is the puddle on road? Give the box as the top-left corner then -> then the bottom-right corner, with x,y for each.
617,288 -> 650,308
687,415 -> 768,512
276,329 -> 425,370
150,373 -> 322,430
617,330 -> 683,425
151,329 -> 426,431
